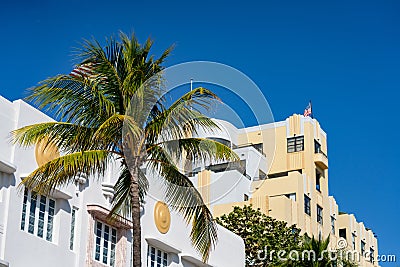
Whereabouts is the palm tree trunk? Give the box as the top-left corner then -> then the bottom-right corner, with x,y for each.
130,164 -> 141,267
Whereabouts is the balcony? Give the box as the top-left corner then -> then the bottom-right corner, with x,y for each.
236,143 -> 265,157
205,160 -> 251,180
314,150 -> 328,169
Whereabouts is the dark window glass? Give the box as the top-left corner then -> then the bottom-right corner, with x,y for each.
28,194 -> 37,234
370,248 -> 375,263
20,188 -> 28,231
37,196 -> 46,238
314,140 -> 322,153
287,136 -> 304,153
361,241 -> 366,256
316,169 -> 322,192
317,205 -> 323,224
46,199 -> 55,241
304,195 -> 311,215
339,228 -> 347,239
331,216 -> 335,234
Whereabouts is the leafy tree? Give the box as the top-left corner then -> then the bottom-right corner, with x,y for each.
216,205 -> 301,266
12,33 -> 237,266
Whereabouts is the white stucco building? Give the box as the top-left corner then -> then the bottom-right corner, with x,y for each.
0,95 -> 245,267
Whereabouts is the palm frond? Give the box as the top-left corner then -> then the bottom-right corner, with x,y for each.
11,122 -> 98,153
26,74 -> 118,126
108,165 -> 148,221
93,114 -> 142,153
146,87 -> 221,144
158,137 -> 239,164
20,150 -> 111,196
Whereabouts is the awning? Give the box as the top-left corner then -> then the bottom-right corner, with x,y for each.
181,255 -> 213,267
0,159 -> 16,174
0,259 -> 9,267
145,237 -> 181,254
87,204 -> 132,229
20,175 -> 72,199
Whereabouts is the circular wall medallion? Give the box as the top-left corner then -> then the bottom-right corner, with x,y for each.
34,138 -> 60,166
154,201 -> 171,234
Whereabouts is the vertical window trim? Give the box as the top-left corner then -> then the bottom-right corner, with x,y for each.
20,188 -> 28,231
70,208 -> 77,251
46,199 -> 55,241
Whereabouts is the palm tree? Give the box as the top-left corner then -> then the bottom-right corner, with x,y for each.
283,235 -> 358,267
12,32 -> 237,266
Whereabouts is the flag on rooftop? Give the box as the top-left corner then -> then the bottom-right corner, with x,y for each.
70,63 -> 95,78
304,101 -> 312,117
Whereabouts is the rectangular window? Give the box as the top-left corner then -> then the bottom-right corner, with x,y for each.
20,188 -> 28,231
314,140 -> 322,153
370,248 -> 375,263
38,196 -> 46,238
339,228 -> 347,239
70,208 -> 77,251
147,245 -> 168,267
244,194 -> 249,201
361,241 -> 366,256
94,221 -> 117,266
287,136 -> 304,153
28,193 -> 37,234
286,193 -> 296,201
331,216 -> 336,234
46,199 -> 55,241
304,195 -> 311,215
317,205 -> 323,224
20,190 -> 55,241
316,169 -> 322,192
258,169 -> 267,180
253,143 -> 264,155
352,233 -> 356,250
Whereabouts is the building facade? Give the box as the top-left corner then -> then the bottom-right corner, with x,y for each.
0,96 -> 245,267
191,115 -> 379,266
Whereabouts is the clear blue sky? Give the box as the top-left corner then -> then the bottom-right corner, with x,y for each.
1,0 -> 399,265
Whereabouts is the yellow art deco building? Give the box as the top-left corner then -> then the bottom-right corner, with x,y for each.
193,114 -> 379,267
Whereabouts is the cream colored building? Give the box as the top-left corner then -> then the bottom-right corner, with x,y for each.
192,114 -> 379,266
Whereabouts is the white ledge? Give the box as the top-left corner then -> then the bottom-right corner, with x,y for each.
19,175 -> 72,199
181,255 -> 213,267
145,237 -> 181,254
0,159 -> 16,174
51,188 -> 73,199
0,259 -> 9,267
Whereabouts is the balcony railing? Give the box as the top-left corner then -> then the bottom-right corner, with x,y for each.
236,143 -> 266,157
315,148 -> 328,159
